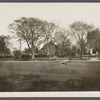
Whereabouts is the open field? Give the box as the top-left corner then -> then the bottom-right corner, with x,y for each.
0,60 -> 100,91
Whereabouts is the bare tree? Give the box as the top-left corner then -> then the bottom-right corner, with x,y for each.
55,28 -> 71,56
42,21 -> 58,59
9,17 -> 45,60
69,21 -> 94,59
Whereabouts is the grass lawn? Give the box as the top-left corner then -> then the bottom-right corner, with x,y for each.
0,60 -> 100,91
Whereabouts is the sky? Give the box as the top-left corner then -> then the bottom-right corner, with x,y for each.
0,3 -> 100,50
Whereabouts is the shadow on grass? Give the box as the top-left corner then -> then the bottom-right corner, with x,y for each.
0,75 -> 100,91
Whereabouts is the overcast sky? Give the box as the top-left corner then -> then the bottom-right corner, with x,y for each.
0,3 -> 100,50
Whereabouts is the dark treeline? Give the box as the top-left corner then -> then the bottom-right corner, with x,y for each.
0,17 -> 100,60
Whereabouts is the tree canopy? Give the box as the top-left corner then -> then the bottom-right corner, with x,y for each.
87,28 -> 100,53
9,17 -> 58,59
9,17 -> 47,59
0,35 -> 11,56
55,28 -> 71,56
8,17 -> 100,60
69,21 -> 94,59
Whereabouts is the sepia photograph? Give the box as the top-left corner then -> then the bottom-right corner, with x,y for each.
0,3 -> 100,92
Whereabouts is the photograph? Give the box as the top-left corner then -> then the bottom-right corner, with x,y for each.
0,3 -> 100,92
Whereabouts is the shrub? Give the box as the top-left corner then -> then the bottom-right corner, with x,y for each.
35,55 -> 49,57
13,50 -> 21,59
21,55 -> 32,61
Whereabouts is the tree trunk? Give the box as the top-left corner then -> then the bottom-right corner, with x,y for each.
80,50 -> 83,59
31,48 -> 35,60
32,53 -> 35,60
49,54 -> 51,60
47,47 -> 51,60
19,38 -> 22,60
80,45 -> 83,59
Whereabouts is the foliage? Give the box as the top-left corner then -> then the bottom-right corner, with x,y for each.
21,55 -> 32,61
87,28 -> 100,53
22,48 -> 32,55
57,39 -> 72,56
13,50 -> 21,59
70,45 -> 80,56
0,35 -> 11,56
